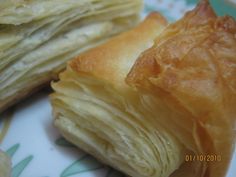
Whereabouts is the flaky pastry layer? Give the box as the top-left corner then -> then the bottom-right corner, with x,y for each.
51,1 -> 236,177
0,0 -> 143,112
127,1 -> 236,177
51,13 -> 181,177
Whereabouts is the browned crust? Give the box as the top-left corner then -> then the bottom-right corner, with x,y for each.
126,1 -> 236,177
69,12 -> 168,88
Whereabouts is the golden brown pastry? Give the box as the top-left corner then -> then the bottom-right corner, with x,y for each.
0,150 -> 11,177
0,0 -> 143,112
50,1 -> 236,177
51,13 -> 169,177
126,1 -> 236,177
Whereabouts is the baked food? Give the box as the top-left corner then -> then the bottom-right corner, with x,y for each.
50,1 -> 236,177
0,0 -> 143,112
51,13 -> 168,177
126,1 -> 236,177
0,150 -> 11,177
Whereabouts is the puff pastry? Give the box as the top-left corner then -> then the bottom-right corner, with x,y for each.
51,13 -> 169,177
51,1 -> 236,177
0,150 -> 11,177
126,1 -> 236,177
0,0 -> 143,112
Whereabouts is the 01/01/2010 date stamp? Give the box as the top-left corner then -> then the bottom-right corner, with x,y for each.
185,154 -> 222,162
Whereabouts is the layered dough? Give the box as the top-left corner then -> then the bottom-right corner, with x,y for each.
0,150 -> 11,177
51,13 -> 179,177
126,1 -> 236,177
0,0 -> 143,112
51,1 -> 236,177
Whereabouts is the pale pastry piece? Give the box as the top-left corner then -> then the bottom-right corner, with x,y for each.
0,0 -> 143,112
0,150 -> 11,177
51,13 -> 171,177
126,1 -> 236,177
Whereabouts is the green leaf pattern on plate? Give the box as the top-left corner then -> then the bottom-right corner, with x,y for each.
5,144 -> 33,177
61,155 -> 104,177
12,155 -> 33,177
6,143 -> 20,157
